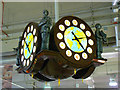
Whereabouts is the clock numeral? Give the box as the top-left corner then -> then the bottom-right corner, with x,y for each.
31,25 -> 33,32
27,27 -> 30,33
82,53 -> 88,59
86,31 -> 91,37
59,24 -> 65,31
72,19 -> 78,26
33,46 -> 36,53
22,40 -> 24,46
30,55 -> 33,61
80,23 -> 85,30
74,54 -> 80,60
88,39 -> 94,46
24,32 -> 27,38
23,60 -> 26,66
21,49 -> 23,54
57,33 -> 63,40
21,55 -> 24,62
33,29 -> 36,35
59,42 -> 66,49
87,47 -> 92,54
27,60 -> 30,66
64,20 -> 70,26
34,36 -> 37,43
66,50 -> 72,57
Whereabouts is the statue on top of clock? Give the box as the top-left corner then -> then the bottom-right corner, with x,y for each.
95,23 -> 107,59
38,10 -> 52,50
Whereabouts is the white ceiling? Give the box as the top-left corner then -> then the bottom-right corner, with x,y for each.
3,2 -> 112,25
2,2 -> 113,35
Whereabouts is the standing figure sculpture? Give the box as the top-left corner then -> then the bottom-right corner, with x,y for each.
38,10 -> 52,50
95,23 -> 107,59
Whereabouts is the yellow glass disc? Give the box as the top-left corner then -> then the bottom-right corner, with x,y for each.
82,52 -> 88,59
80,23 -> 85,30
57,33 -> 63,40
74,54 -> 80,60
87,47 -> 92,54
72,19 -> 78,26
59,42 -> 66,49
66,50 -> 72,57
65,20 -> 70,26
59,25 -> 65,31
86,31 -> 91,37
88,39 -> 94,46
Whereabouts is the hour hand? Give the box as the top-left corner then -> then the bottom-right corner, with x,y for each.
26,38 -> 33,52
25,42 -> 30,53
28,38 -> 33,45
72,37 -> 86,40
71,31 -> 78,40
71,31 -> 85,50
72,38 -> 83,40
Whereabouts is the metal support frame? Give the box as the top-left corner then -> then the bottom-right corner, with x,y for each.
55,0 -> 59,22
113,2 -> 119,47
115,25 -> 119,46
118,7 -> 120,45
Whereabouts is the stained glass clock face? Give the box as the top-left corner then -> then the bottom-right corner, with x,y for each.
64,26 -> 87,53
19,22 -> 40,71
24,33 -> 34,59
54,16 -> 96,67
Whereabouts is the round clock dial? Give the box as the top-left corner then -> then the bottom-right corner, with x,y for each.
19,22 -> 40,71
24,33 -> 34,59
53,16 -> 96,68
64,26 -> 87,53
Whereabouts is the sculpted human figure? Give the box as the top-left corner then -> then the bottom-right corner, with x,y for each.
95,23 -> 107,59
38,10 -> 52,50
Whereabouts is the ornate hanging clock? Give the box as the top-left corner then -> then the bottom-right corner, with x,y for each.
16,14 -> 106,82
19,22 -> 41,72
53,16 -> 97,68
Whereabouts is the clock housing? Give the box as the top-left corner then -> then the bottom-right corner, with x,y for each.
53,16 -> 97,68
19,22 -> 41,71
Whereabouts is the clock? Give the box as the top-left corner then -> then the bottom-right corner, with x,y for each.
19,22 -> 41,71
53,16 -> 96,68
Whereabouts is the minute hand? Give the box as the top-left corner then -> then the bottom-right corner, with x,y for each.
71,31 -> 85,50
25,42 -> 30,53
72,37 -> 85,40
27,38 -> 33,52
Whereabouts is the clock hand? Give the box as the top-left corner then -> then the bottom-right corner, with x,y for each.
72,37 -> 85,40
28,38 -> 33,45
72,37 -> 86,40
25,38 -> 34,53
71,32 -> 78,40
24,41 -> 30,53
77,39 -> 85,51
27,38 -> 33,50
71,31 -> 85,51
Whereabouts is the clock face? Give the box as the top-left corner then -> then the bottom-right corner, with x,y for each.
19,22 -> 40,71
54,16 -> 96,68
64,26 -> 87,53
24,33 -> 34,59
